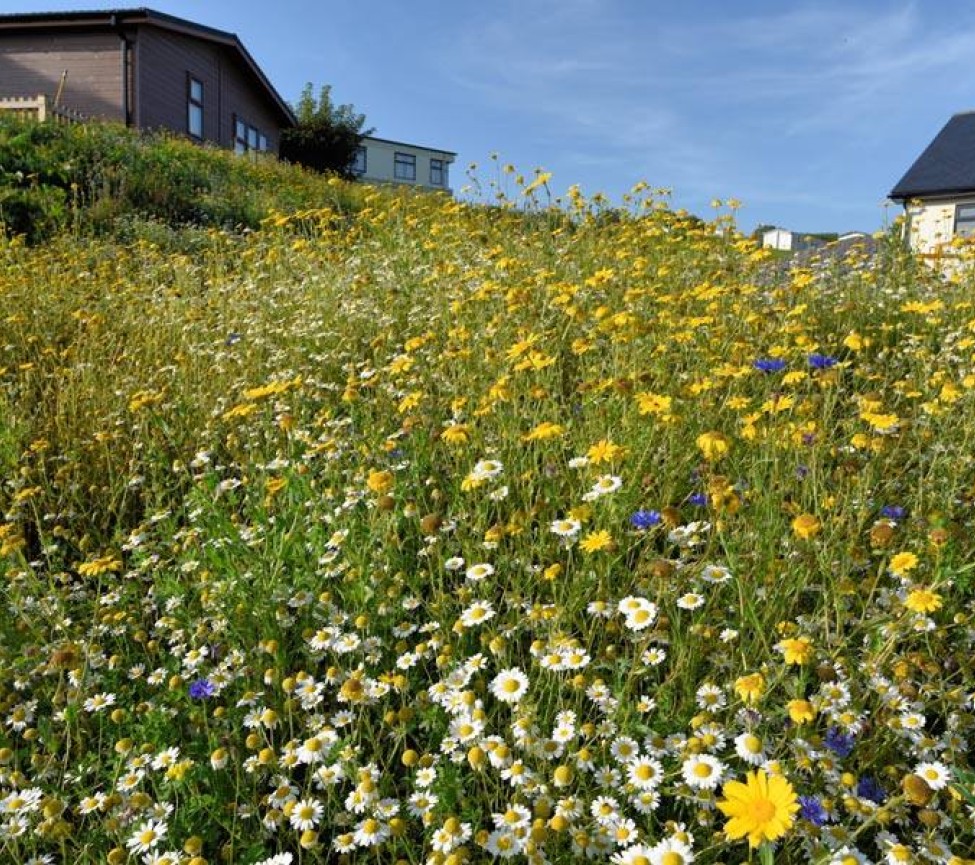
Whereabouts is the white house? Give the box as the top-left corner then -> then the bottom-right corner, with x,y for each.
353,136 -> 455,192
890,110 -> 975,268
762,228 -> 794,251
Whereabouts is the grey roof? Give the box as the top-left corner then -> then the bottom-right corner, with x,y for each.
0,8 -> 295,126
890,111 -> 975,201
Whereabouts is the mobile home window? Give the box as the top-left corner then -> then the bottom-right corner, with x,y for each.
955,203 -> 975,237
352,145 -> 367,176
188,76 -> 204,139
394,152 -> 416,181
430,158 -> 445,186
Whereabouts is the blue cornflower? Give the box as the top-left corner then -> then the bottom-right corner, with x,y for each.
189,678 -> 216,700
798,795 -> 829,826
630,509 -> 662,530
808,352 -> 838,369
880,505 -> 906,520
753,358 -> 787,373
686,492 -> 708,507
857,775 -> 886,804
824,727 -> 855,758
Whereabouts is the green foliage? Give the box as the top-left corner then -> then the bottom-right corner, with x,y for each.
0,117 -> 363,243
279,82 -> 371,178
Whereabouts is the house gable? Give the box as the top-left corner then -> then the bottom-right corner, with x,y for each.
890,111 -> 975,201
0,8 -> 295,150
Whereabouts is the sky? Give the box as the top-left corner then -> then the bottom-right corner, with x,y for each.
10,0 -> 975,233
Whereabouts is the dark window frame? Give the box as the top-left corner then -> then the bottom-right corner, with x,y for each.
430,157 -> 445,187
187,74 -> 204,140
394,151 -> 416,181
233,115 -> 268,154
955,202 -> 975,237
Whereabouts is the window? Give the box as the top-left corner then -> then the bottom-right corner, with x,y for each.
955,203 -> 975,237
394,152 -> 416,181
430,158 -> 445,187
187,76 -> 203,139
352,145 -> 367,176
234,116 -> 268,154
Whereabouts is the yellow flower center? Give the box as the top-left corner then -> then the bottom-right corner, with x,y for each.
502,679 -> 520,693
661,854 -> 685,865
694,763 -> 714,778
750,799 -> 776,823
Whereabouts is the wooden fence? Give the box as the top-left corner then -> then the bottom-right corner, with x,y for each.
0,94 -> 87,124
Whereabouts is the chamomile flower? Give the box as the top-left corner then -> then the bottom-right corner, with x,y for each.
126,819 -> 168,854
626,756 -> 664,790
550,517 -> 582,538
465,562 -> 495,582
648,836 -> 696,864
459,600 -> 496,627
490,667 -> 530,704
682,754 -> 726,790
914,761 -> 950,791
735,733 -> 767,766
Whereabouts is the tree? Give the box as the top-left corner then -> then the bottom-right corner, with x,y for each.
279,83 -> 372,179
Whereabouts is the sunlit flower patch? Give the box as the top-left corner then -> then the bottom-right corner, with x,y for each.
0,155 -> 974,864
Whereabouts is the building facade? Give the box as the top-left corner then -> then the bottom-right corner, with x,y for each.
890,111 -> 975,268
353,136 -> 456,192
0,8 -> 295,153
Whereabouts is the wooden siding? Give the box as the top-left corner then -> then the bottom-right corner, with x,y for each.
135,27 -> 282,152
0,31 -> 122,120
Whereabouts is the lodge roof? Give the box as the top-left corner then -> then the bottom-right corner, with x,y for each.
890,111 -> 975,201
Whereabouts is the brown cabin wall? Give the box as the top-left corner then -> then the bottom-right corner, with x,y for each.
134,26 -> 282,152
0,30 -> 123,119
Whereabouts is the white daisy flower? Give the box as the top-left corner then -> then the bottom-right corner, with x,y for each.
490,667 -> 530,704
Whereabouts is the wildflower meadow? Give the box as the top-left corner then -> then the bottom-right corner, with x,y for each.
2,124 -> 975,865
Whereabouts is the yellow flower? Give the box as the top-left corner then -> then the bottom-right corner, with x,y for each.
889,552 -> 919,577
366,470 -> 394,495
776,637 -> 813,666
717,769 -> 799,848
903,587 -> 943,614
786,699 -> 816,724
587,439 -> 626,465
734,673 -> 765,704
440,424 -> 470,445
696,430 -> 731,461
634,391 -> 674,419
791,514 -> 821,540
77,555 -> 123,577
579,530 -> 614,554
523,421 -> 565,441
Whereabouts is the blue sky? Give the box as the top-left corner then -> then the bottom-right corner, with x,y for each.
13,0 -> 975,232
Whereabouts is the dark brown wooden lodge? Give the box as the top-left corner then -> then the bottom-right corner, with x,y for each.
0,8 -> 295,153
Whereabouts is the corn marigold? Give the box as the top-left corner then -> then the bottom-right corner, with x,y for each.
717,769 -> 799,848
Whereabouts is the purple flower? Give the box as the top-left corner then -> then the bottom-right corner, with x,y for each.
189,678 -> 215,700
880,505 -> 906,520
686,492 -> 708,507
824,727 -> 855,758
754,358 -> 787,373
856,775 -> 886,804
798,795 -> 829,826
630,509 -> 662,530
808,353 -> 838,370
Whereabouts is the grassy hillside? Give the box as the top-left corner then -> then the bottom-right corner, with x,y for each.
1,122 -> 974,864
